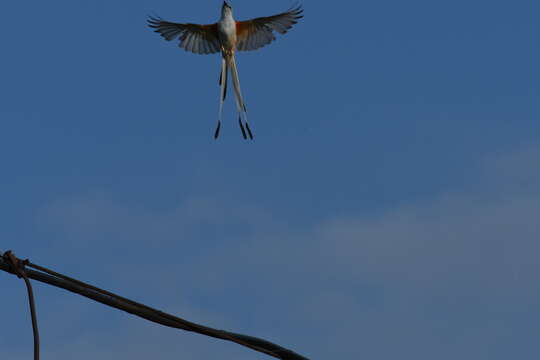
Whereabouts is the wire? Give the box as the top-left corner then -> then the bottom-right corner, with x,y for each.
3,251 -> 40,360
0,250 -> 309,360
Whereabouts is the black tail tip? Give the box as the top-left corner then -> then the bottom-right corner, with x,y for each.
214,121 -> 221,139
245,123 -> 254,140
238,116 -> 247,140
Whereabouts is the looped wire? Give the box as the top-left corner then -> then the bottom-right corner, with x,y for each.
4,250 -> 29,278
4,250 -> 40,360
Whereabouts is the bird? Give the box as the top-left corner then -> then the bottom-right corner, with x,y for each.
148,2 -> 303,140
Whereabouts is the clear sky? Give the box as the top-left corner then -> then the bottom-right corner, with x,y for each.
1,0 -> 539,359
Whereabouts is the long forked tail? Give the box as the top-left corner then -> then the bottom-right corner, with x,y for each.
214,57 -> 228,139
228,54 -> 253,140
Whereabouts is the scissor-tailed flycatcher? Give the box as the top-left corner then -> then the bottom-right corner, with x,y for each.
148,2 -> 303,139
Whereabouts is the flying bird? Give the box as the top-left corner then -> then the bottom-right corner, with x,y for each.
148,2 -> 303,139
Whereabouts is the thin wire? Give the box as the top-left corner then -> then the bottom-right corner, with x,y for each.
22,275 -> 40,360
5,251 -> 40,360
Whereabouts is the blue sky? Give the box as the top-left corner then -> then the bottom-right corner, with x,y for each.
1,0 -> 539,359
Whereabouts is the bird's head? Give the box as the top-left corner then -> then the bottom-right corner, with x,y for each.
222,1 -> 233,15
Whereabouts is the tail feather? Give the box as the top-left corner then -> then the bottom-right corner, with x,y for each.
214,120 -> 221,139
238,115 -> 247,139
219,63 -> 228,101
245,122 -> 253,140
214,57 -> 228,139
228,55 -> 245,112
228,54 -> 253,139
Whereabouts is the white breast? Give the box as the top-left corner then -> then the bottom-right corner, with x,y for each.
217,14 -> 237,51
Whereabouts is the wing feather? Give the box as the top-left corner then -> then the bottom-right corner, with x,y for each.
148,16 -> 220,55
183,33 -> 192,51
193,33 -> 201,53
236,4 -> 303,51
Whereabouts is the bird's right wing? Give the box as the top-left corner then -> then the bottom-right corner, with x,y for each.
235,5 -> 303,52
148,16 -> 221,55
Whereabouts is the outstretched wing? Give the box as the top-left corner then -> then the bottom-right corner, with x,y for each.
148,16 -> 221,55
235,5 -> 303,52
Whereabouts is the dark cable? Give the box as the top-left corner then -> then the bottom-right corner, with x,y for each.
0,250 -> 309,360
4,251 -> 40,360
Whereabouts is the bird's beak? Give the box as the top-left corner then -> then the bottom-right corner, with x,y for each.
223,1 -> 230,8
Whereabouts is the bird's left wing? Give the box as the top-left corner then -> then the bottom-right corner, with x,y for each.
235,5 -> 303,52
148,16 -> 221,55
